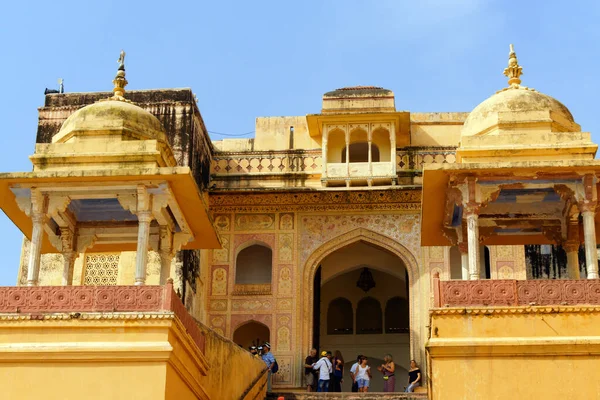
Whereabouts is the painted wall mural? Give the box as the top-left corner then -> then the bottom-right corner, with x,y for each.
299,214 -> 420,266
211,266 -> 228,296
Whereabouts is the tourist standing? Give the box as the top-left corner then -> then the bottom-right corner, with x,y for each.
304,348 -> 318,392
355,356 -> 372,392
405,360 -> 421,393
261,343 -> 276,392
313,350 -> 333,392
377,354 -> 396,392
331,350 -> 345,392
349,354 -> 363,392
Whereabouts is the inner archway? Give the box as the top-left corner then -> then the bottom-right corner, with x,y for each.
233,321 -> 270,350
315,240 -> 410,392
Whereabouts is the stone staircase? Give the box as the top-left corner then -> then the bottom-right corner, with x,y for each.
266,391 -> 428,400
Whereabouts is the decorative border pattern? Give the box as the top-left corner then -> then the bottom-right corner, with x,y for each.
0,285 -> 163,312
211,189 -> 421,207
430,305 -> 600,315
434,276 -> 600,307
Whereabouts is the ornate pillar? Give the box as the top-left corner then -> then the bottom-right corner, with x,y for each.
27,189 -> 46,286
322,130 -> 328,178
389,126 -> 396,176
465,206 -> 481,280
159,226 -> 173,285
576,174 -> 598,279
345,130 -> 350,177
563,241 -> 580,279
581,203 -> 598,279
60,227 -> 76,285
135,186 -> 152,285
458,242 -> 469,280
368,128 -> 373,178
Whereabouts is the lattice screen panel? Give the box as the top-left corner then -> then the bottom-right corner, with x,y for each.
84,253 -> 120,285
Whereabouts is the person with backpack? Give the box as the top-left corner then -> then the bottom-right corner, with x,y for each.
313,350 -> 333,392
261,343 -> 277,392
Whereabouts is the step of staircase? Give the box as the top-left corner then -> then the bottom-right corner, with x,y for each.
267,392 -> 428,400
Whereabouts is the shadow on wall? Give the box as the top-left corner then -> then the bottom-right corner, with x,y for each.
196,322 -> 267,400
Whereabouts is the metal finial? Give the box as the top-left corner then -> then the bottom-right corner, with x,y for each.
112,50 -> 128,99
503,44 -> 523,86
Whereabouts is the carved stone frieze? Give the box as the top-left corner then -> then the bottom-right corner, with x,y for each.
211,189 -> 420,208
439,279 -> 600,307
0,285 -> 164,313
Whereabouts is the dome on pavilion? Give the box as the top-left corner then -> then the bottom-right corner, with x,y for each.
461,45 -> 580,138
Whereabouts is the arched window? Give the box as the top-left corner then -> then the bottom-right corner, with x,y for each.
235,244 -> 272,284
385,296 -> 409,333
371,128 -> 391,162
327,129 -> 346,163
327,297 -> 353,335
233,321 -> 270,349
341,142 -> 380,163
356,297 -> 382,334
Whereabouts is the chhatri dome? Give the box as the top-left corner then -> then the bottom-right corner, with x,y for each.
31,51 -> 176,170
457,44 -> 596,162
52,51 -> 168,145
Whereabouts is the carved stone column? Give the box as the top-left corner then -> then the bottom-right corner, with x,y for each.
389,126 -> 396,176
60,227 -> 76,285
368,129 -> 373,178
458,242 -> 469,280
322,131 -> 328,178
27,189 -> 47,286
135,186 -> 152,285
580,202 -> 598,279
345,130 -> 350,177
159,226 -> 173,285
563,241 -> 581,279
465,206 -> 481,280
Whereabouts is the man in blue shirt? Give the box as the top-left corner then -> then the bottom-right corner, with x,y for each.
261,343 -> 276,392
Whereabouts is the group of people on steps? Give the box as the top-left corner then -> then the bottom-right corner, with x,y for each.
304,348 -> 421,393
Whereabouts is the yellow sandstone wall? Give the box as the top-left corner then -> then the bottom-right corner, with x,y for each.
427,306 -> 600,400
197,324 -> 267,399
0,315 -> 210,400
0,314 -> 267,400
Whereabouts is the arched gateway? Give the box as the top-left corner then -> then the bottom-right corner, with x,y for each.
298,228 -> 423,386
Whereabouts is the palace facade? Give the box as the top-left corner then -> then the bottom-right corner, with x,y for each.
5,45 -> 600,399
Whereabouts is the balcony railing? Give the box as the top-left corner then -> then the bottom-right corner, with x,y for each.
326,161 -> 394,178
0,280 -> 204,352
432,272 -> 600,308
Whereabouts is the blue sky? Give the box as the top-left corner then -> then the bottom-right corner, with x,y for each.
0,0 -> 599,285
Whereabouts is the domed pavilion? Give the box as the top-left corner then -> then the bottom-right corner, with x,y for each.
422,44 -> 600,281
0,55 -> 219,287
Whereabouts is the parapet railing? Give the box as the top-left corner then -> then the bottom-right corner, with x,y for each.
432,272 -> 600,308
211,147 -> 457,176
0,280 -> 204,352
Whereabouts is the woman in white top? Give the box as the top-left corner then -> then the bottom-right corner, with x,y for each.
354,356 -> 372,392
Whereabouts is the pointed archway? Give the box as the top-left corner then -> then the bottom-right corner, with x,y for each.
299,228 -> 422,384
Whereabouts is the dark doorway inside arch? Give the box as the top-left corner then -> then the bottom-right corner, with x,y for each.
233,321 -> 270,350
312,265 -> 321,352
